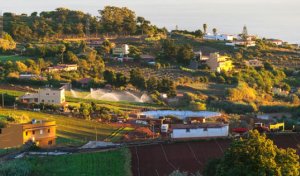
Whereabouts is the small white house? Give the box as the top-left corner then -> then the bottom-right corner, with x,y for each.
204,33 -> 234,41
266,39 -> 283,46
170,123 -> 229,139
19,88 -> 66,105
112,44 -> 130,56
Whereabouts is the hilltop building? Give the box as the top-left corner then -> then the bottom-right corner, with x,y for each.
204,33 -> 234,41
19,88 -> 66,106
112,44 -> 129,56
266,39 -> 283,46
0,120 -> 56,149
206,53 -> 233,72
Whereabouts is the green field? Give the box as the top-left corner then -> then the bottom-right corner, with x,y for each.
0,55 -> 28,62
0,108 -> 118,145
0,88 -> 25,97
0,148 -> 131,176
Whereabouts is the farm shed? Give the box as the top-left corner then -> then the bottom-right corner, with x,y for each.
170,123 -> 229,139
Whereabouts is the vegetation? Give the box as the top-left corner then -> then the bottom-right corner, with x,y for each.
0,108 -> 119,144
204,130 -> 300,176
0,149 -> 131,176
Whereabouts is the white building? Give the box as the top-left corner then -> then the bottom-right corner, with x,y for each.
266,39 -> 283,46
204,33 -> 234,41
170,123 -> 229,139
112,44 -> 130,56
226,40 -> 256,47
19,88 -> 66,105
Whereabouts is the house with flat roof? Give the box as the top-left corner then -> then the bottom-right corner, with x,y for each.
19,88 -> 66,106
266,39 -> 283,46
170,123 -> 229,139
206,53 -> 233,72
46,64 -> 78,73
0,120 -> 56,149
204,33 -> 234,41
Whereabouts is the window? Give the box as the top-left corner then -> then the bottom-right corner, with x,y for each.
25,131 -> 28,136
48,140 -> 53,145
48,129 -> 50,133
46,93 -> 49,95
40,130 -> 43,135
52,100 -> 54,102
42,100 -> 44,103
32,130 -> 35,135
0,129 -> 2,134
186,128 -> 190,132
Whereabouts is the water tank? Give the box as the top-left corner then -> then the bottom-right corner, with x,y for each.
31,119 -> 37,124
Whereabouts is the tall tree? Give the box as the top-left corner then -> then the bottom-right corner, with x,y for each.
213,28 -> 217,36
203,23 -> 207,34
58,44 -> 66,64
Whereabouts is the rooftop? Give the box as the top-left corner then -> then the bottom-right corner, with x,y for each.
170,123 -> 228,130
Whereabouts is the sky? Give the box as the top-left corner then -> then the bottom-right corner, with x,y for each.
2,0 -> 300,43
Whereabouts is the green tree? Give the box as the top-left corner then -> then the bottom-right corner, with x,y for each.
215,130 -> 300,176
130,69 -> 146,90
103,70 -> 116,85
65,51 -> 79,64
176,44 -> 194,65
129,45 -> 142,59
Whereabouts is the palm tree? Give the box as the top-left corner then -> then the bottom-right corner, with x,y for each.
213,28 -> 217,36
203,23 -> 207,34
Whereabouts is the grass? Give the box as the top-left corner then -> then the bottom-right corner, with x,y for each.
105,127 -> 135,143
0,55 -> 28,62
0,88 -> 25,97
0,108 -> 119,145
0,148 -> 17,156
0,148 -> 132,176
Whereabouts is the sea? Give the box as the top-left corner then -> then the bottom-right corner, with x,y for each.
2,0 -> 300,44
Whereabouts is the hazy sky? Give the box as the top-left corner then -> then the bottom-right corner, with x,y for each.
2,0 -> 300,43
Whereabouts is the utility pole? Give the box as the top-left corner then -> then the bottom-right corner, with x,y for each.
95,126 -> 98,141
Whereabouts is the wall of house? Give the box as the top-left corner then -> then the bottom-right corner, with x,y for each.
171,126 -> 229,139
38,89 -> 65,105
22,121 -> 56,148
0,124 -> 23,149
